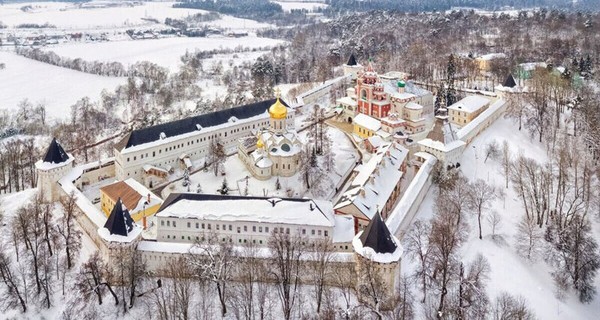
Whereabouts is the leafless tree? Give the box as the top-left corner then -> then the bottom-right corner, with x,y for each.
58,191 -> 81,269
487,210 -> 502,240
0,243 -> 29,313
268,231 -> 305,320
491,292 -> 535,320
208,138 -> 226,176
467,179 -> 499,240
147,258 -> 195,320
188,235 -> 235,317
76,252 -> 119,306
307,238 -> 335,315
484,140 -> 500,163
515,215 -> 543,261
405,219 -> 432,303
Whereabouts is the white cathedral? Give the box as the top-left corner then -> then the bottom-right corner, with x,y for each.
237,91 -> 303,180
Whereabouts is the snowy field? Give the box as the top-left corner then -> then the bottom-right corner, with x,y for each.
404,117 -> 600,320
273,1 -> 328,12
0,50 -> 125,120
44,36 -> 285,72
0,1 -> 272,31
163,126 -> 357,200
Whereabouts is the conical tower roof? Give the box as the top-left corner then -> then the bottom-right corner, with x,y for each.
359,211 -> 397,254
104,198 -> 134,237
346,53 -> 358,66
42,138 -> 70,164
503,74 -> 517,88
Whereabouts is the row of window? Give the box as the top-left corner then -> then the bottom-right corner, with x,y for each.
160,219 -> 329,237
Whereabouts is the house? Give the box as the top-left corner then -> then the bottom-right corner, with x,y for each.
334,142 -> 408,229
99,178 -> 163,224
447,95 -> 491,126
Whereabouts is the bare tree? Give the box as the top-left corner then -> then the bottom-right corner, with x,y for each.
491,292 -> 535,320
467,179 -> 499,240
148,258 -> 195,320
75,252 -> 119,306
515,215 -> 543,261
188,235 -> 235,317
58,191 -> 81,269
405,220 -> 432,303
307,239 -> 334,315
487,210 -> 502,240
208,138 -> 226,176
484,140 -> 500,163
0,244 -> 28,312
268,231 -> 305,320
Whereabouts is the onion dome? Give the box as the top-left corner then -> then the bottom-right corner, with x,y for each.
268,98 -> 287,119
257,137 -> 264,149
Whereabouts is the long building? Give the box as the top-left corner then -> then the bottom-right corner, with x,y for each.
154,193 -> 355,250
114,98 -> 293,184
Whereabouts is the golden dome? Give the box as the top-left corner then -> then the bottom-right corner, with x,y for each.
269,98 -> 287,120
256,138 -> 264,149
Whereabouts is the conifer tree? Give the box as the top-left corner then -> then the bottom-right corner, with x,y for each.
446,54 -> 457,106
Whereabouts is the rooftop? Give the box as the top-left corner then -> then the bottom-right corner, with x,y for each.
116,98 -> 289,152
100,178 -> 162,213
156,193 -> 335,227
354,113 -> 381,132
447,95 -> 491,113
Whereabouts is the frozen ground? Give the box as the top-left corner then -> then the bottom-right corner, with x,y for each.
404,117 -> 600,319
44,36 -> 285,72
0,50 -> 125,120
0,1 -> 272,31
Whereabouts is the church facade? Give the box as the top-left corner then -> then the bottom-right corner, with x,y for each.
237,94 -> 303,180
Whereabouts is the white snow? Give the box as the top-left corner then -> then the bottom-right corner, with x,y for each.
352,231 -> 403,264
353,113 -> 381,132
45,36 -> 286,72
447,95 -> 491,113
333,215 -> 355,243
157,197 -> 334,227
0,51 -> 125,121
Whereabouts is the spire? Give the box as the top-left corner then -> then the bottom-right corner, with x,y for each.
42,138 -> 70,164
359,210 -> 397,254
503,74 -> 517,88
104,198 -> 134,237
346,53 -> 358,66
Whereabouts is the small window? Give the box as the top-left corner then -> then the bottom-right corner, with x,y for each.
265,227 -> 269,233
173,221 -> 176,228
311,229 -> 315,235
318,230 -> 322,236
229,225 -> 232,231
253,226 -> 256,232
302,229 -> 306,235
187,222 -> 191,228
167,221 -> 170,227
196,223 -> 199,229
244,226 -> 247,232
161,220 -> 164,226
202,223 -> 205,229
259,226 -> 263,232
207,224 -> 211,230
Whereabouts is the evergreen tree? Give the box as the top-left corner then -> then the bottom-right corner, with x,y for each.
275,177 -> 281,190
434,84 -> 446,115
310,147 -> 318,168
196,183 -> 202,193
219,177 -> 229,195
446,54 -> 457,106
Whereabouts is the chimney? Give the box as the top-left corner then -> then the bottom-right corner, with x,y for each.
147,193 -> 151,203
360,188 -> 366,197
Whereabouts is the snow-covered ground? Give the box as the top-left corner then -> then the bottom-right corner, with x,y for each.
163,126 -> 357,200
0,50 -> 125,120
273,1 -> 328,12
0,1 -> 272,31
43,36 -> 285,72
404,117 -> 600,319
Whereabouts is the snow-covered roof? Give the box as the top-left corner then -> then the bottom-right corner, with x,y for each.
404,102 -> 423,110
143,164 -> 168,174
335,143 -> 408,220
352,230 -> 402,264
336,96 -> 358,107
386,153 -> 437,235
333,215 -> 355,243
354,113 -> 381,132
418,137 -> 466,153
447,95 -> 491,113
156,193 -> 334,227
367,135 -> 385,148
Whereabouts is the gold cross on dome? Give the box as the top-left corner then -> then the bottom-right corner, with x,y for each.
274,87 -> 281,99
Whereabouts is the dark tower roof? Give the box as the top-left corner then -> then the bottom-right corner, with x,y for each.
42,138 -> 70,164
503,74 -> 517,88
104,198 -> 134,237
116,98 -> 289,151
346,53 -> 358,66
359,211 -> 397,254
